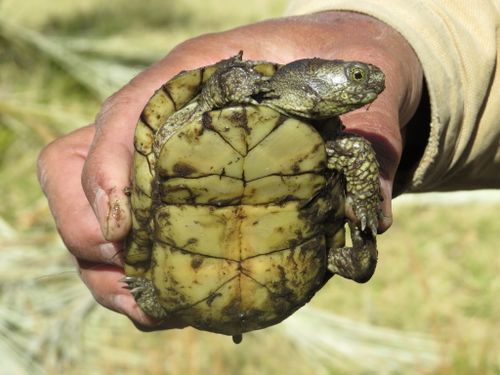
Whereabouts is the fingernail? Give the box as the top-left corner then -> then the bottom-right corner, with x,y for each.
107,190 -> 131,240
380,211 -> 393,232
99,243 -> 124,266
112,293 -> 157,327
94,187 -> 131,241
112,294 -> 128,314
378,178 -> 393,233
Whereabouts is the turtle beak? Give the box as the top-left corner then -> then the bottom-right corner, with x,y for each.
367,69 -> 385,94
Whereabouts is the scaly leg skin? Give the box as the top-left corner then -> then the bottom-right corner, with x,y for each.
198,55 -> 265,111
326,132 -> 381,283
326,132 -> 381,236
122,276 -> 168,320
327,222 -> 378,283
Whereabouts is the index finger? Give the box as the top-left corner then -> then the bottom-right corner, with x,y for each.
81,78 -> 156,241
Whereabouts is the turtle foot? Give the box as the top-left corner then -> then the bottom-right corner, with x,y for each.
327,222 -> 378,283
122,275 -> 168,320
346,194 -> 380,237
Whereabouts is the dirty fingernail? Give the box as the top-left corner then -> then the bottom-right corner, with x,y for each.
94,187 -> 131,241
107,190 -> 131,241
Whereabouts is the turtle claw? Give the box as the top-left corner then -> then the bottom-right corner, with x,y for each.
120,276 -> 168,320
355,205 -> 379,237
120,275 -> 142,294
120,276 -> 137,286
347,194 -> 380,237
325,132 -> 381,237
121,276 -> 152,299
121,276 -> 146,296
130,287 -> 145,297
360,216 -> 367,232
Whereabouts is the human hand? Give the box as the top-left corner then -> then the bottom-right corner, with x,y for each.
37,11 -> 423,329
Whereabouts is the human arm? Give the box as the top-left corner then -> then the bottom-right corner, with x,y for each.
286,0 -> 500,192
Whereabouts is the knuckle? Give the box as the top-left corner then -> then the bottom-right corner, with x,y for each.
37,135 -> 77,193
37,144 -> 55,190
95,84 -> 144,129
57,220 -> 97,259
59,230 -> 86,256
81,152 -> 100,196
95,94 -> 120,128
37,137 -> 64,173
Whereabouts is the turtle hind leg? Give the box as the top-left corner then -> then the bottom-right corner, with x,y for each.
327,222 -> 378,283
122,276 -> 168,320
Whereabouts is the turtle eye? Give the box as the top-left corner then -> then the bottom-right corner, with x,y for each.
350,67 -> 367,82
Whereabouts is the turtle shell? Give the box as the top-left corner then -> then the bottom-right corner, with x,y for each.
125,61 -> 346,336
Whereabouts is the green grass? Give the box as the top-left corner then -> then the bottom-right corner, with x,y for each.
0,1 -> 498,374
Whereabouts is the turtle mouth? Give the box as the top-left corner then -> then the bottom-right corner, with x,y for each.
367,74 -> 385,94
360,91 -> 378,105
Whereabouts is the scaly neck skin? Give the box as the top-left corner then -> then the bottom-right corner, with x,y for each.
260,59 -> 385,119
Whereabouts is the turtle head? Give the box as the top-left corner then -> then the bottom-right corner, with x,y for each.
261,59 -> 385,119
337,61 -> 386,108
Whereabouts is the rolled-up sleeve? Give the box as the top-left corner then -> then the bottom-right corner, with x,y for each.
286,0 -> 500,192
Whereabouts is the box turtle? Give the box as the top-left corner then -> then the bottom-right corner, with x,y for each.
124,52 -> 385,343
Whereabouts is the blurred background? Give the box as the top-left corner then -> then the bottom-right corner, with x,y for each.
0,1 -> 498,374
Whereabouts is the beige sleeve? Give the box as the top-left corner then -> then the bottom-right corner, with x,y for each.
285,0 -> 500,192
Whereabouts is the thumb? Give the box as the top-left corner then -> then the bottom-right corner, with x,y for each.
82,86 -> 150,241
80,53 -> 218,241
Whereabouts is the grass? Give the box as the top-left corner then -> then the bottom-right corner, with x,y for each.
0,1 -> 498,374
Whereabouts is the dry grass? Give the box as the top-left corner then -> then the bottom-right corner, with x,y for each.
0,1 -> 498,374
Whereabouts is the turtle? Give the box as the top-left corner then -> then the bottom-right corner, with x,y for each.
123,52 -> 385,343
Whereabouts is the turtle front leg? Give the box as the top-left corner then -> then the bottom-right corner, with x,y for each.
325,132 -> 381,283
198,55 -> 267,111
326,132 -> 381,236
